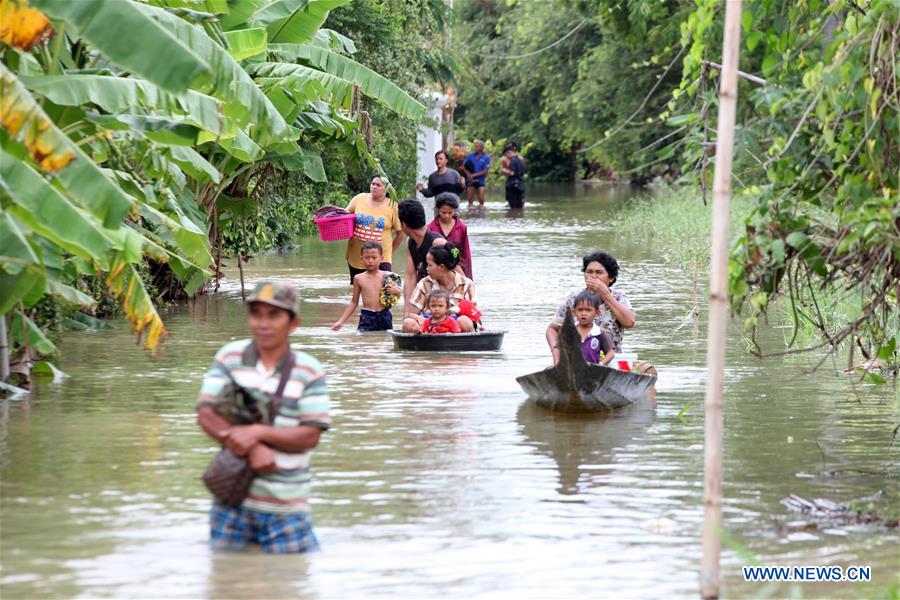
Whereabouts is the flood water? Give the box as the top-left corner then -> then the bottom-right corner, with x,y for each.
2,184 -> 897,599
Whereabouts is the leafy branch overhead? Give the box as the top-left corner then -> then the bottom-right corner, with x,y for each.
0,0 -> 427,363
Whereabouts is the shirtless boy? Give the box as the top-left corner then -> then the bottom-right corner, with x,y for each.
331,242 -> 400,331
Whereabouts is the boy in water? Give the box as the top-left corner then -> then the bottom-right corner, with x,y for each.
420,290 -> 461,334
573,291 -> 615,366
331,241 -> 400,331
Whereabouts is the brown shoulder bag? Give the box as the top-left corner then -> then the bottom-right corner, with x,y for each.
202,352 -> 295,507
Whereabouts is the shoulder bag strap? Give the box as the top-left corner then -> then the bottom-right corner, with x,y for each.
269,350 -> 295,424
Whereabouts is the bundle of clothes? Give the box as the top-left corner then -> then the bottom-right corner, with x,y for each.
313,205 -> 352,219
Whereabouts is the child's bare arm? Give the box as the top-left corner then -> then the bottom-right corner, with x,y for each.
600,332 -> 615,366
331,278 -> 362,330
601,348 -> 615,366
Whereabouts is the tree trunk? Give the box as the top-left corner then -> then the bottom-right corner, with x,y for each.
701,1 -> 742,598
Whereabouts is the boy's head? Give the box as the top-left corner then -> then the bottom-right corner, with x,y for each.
360,241 -> 382,270
246,281 -> 301,352
426,289 -> 451,318
573,290 -> 600,326
398,199 -> 426,232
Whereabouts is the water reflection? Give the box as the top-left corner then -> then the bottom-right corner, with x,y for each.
516,398 -> 656,495
3,183 -> 898,599
206,551 -> 313,599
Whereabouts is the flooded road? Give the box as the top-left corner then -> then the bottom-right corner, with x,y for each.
2,184 -> 897,598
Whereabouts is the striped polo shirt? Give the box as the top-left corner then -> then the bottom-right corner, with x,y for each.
197,339 -> 330,514
409,271 -> 477,312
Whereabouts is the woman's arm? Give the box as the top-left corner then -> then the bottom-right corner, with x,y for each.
404,251 -> 416,309
461,229 -> 473,279
588,279 -> 636,328
392,230 -> 405,252
546,324 -> 561,365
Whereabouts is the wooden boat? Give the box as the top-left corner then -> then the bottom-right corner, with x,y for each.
389,330 -> 505,351
515,309 -> 656,412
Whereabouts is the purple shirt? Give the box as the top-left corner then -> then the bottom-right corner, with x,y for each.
580,324 -> 614,364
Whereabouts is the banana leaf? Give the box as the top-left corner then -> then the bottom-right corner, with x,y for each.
0,212 -> 42,315
46,280 -> 96,308
85,113 -> 201,146
9,311 -> 56,355
1,64 -> 75,171
22,75 -> 226,137
224,28 -> 268,60
32,0 -> 209,94
250,61 -> 354,108
0,149 -> 114,262
248,0 -> 350,45
104,256 -> 167,351
271,146 -> 325,181
311,28 -> 356,54
270,44 -> 425,119
146,0 -> 229,13
136,3 -> 290,147
139,203 -> 213,268
166,146 -> 222,183
70,311 -> 114,329
1,66 -> 134,227
218,128 -> 264,162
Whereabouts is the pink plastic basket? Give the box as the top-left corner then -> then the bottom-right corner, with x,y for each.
313,214 -> 356,241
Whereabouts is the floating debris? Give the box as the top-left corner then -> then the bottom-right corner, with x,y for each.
781,492 -> 898,529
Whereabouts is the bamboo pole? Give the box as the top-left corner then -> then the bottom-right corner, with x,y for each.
0,315 -> 8,384
701,1 -> 742,598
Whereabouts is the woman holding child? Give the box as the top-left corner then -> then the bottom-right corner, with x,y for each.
546,250 -> 634,365
402,243 -> 481,334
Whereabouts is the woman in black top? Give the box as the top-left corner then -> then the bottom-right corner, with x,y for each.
398,199 -> 446,307
501,142 -> 526,209
417,149 -> 465,198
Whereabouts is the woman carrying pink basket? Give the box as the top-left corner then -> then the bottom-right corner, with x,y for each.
342,175 -> 405,284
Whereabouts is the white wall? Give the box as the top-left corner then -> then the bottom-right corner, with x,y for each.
416,92 -> 448,199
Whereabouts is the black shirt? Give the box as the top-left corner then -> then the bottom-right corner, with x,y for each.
408,230 -> 441,282
421,169 -> 465,198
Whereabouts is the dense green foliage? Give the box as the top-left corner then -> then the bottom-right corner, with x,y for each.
0,0 -> 427,386
452,0 -> 689,181
671,0 -> 898,367
229,0 -> 454,258
323,0 -> 452,192
454,0 -> 898,369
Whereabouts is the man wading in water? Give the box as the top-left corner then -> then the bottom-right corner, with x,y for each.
197,281 -> 330,553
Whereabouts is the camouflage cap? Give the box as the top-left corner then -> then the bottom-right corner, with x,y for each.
247,280 -> 299,314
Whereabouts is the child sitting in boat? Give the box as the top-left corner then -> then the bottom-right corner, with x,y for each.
421,290 -> 461,334
573,291 -> 615,366
331,242 -> 401,332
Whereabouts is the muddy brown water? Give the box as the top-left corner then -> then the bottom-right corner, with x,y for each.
2,184 -> 897,598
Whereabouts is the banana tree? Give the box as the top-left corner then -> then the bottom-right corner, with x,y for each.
1,0 -> 428,386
